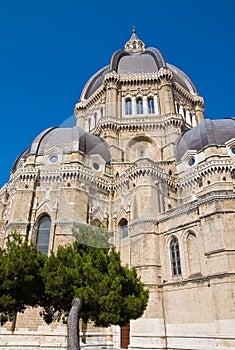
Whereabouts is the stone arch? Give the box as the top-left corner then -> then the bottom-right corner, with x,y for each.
125,135 -> 157,162
184,229 -> 201,276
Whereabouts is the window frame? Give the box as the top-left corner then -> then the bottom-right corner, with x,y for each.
125,99 -> 132,115
36,215 -> 51,255
119,218 -> 128,239
170,236 -> 182,276
136,98 -> 143,115
147,97 -> 155,114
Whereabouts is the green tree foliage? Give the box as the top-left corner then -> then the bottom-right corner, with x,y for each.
41,224 -> 149,332
0,232 -> 45,325
41,241 -> 149,327
0,227 -> 149,350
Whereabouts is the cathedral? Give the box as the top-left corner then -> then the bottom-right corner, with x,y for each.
0,30 -> 235,349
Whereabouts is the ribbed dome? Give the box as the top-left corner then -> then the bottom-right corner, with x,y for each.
12,126 -> 111,171
80,31 -> 197,100
175,119 -> 235,162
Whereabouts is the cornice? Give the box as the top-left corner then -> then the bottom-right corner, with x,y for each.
96,114 -> 182,134
178,159 -> 234,189
74,85 -> 106,112
157,190 -> 235,224
11,166 -> 112,194
112,161 -> 177,193
173,81 -> 204,106
119,72 -> 159,85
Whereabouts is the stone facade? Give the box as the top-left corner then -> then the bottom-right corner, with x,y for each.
0,30 -> 235,349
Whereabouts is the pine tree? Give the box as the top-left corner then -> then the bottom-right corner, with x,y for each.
0,232 -> 45,326
41,224 -> 149,350
0,228 -> 149,350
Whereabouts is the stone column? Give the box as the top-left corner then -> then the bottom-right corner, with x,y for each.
157,68 -> 175,116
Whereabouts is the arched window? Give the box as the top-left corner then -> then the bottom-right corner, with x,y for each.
136,98 -> 143,114
170,237 -> 181,276
125,99 -> 132,115
119,218 -> 128,239
36,215 -> 51,255
148,97 -> 155,114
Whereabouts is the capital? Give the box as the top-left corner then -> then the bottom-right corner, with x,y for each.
157,67 -> 173,86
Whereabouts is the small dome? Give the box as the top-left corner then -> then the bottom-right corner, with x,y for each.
80,31 -> 197,100
12,126 -> 111,171
175,119 -> 235,162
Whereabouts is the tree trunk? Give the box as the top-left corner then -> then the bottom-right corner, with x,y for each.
67,298 -> 82,350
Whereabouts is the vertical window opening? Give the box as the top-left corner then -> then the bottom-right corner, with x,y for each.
170,237 -> 181,276
148,97 -> 155,114
119,218 -> 128,239
100,106 -> 104,118
176,103 -> 180,113
136,98 -> 143,114
36,215 -> 51,255
125,99 -> 132,115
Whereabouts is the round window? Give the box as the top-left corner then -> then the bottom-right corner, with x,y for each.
49,155 -> 58,163
231,147 -> 235,154
93,162 -> 100,170
188,157 -> 195,166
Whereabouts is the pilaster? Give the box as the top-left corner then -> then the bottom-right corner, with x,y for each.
104,71 -> 119,119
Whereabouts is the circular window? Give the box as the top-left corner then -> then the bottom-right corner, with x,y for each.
49,155 -> 58,163
93,162 -> 100,170
188,157 -> 195,166
231,147 -> 235,154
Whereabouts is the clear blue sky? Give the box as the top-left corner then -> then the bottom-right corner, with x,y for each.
0,0 -> 235,187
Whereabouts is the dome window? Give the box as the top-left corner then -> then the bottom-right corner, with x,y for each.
148,97 -> 155,114
188,157 -> 195,166
49,155 -> 58,164
93,162 -> 100,170
136,98 -> 143,114
125,99 -> 132,115
231,147 -> 235,155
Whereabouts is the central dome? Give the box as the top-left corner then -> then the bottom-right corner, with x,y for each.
80,29 -> 197,100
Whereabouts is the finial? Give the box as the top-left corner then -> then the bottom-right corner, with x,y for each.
132,25 -> 136,33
